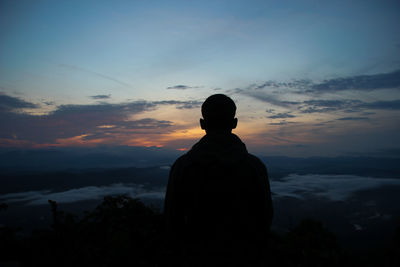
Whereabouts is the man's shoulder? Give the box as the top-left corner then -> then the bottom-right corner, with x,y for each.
170,153 -> 191,173
246,153 -> 267,168
172,150 -> 265,167
246,153 -> 262,162
172,153 -> 190,165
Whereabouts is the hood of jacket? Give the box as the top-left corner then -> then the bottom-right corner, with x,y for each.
186,132 -> 248,165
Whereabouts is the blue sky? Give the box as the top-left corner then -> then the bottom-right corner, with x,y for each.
0,0 -> 400,156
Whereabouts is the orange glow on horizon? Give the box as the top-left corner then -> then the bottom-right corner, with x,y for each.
123,136 -> 165,148
0,138 -> 35,148
163,127 -> 204,140
0,118 -> 336,150
29,134 -> 108,148
122,127 -> 204,148
97,125 -> 116,129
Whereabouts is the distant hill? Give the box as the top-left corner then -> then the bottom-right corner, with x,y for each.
0,146 -> 399,179
0,166 -> 169,194
0,146 -> 181,172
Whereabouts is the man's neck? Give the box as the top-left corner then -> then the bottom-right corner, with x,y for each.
205,129 -> 232,135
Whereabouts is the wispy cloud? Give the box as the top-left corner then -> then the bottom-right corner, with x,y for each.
235,70 -> 400,94
0,183 -> 165,205
298,99 -> 400,113
267,112 -> 296,119
230,70 -> 400,114
154,100 -> 202,109
3,174 -> 400,205
309,69 -> 400,93
357,99 -> 400,110
337,117 -> 369,121
59,64 -> 134,88
0,94 -> 202,146
0,94 -> 38,111
166,84 -> 201,90
90,94 -> 111,100
120,118 -> 173,129
268,121 -> 297,126
271,174 -> 400,201
248,79 -> 313,91
0,101 -> 156,143
239,91 -> 300,108
298,99 -> 362,113
235,87 -> 400,114
42,101 -> 55,106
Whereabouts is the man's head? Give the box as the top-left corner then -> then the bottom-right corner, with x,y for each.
200,94 -> 237,132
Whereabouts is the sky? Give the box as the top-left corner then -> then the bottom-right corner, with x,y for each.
1,0 -> 400,157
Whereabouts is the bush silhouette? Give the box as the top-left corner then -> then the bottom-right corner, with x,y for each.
1,196 -> 399,266
276,219 -> 342,267
24,196 -> 166,267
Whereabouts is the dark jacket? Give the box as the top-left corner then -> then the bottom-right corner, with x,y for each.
164,132 -> 273,266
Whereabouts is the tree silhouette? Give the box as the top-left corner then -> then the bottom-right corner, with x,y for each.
1,197 -> 399,266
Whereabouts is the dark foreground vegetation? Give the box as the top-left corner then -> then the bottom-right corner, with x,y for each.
1,196 -> 399,267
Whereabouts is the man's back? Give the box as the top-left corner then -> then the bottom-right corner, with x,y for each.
165,132 -> 273,266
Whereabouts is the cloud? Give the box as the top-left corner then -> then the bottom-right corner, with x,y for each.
337,117 -> 369,121
303,99 -> 361,107
0,101 -> 156,143
5,174 -> 399,205
299,107 -> 337,113
271,174 -> 400,201
0,94 -> 206,146
251,79 -> 313,90
299,99 -> 362,113
310,69 -> 400,93
154,100 -> 202,109
242,70 -> 400,94
120,118 -> 173,129
0,183 -> 165,205
235,80 -> 400,114
232,70 -> 400,103
268,121 -> 296,126
90,94 -> 111,100
42,101 -> 55,106
230,80 -> 313,92
0,94 -> 204,146
298,99 -> 400,113
240,91 -> 300,108
268,112 -> 296,119
80,118 -> 173,141
357,99 -> 400,110
0,94 -> 38,111
175,102 -> 201,109
166,85 -> 200,90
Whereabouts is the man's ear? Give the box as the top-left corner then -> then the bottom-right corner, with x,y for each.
200,118 -> 206,130
232,118 -> 238,129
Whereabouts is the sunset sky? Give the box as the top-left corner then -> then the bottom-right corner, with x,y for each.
1,0 -> 400,156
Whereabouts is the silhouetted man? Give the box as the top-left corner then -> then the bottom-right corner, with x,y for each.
164,94 -> 273,266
